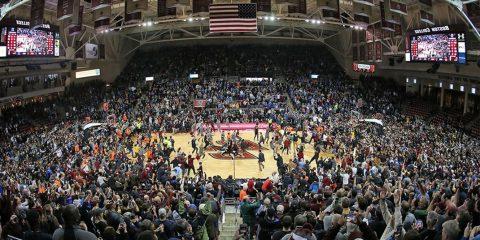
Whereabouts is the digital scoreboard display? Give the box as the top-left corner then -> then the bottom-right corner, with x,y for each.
0,20 -> 60,58
405,26 -> 466,64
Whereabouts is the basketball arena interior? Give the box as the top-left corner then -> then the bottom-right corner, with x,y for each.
0,0 -> 480,239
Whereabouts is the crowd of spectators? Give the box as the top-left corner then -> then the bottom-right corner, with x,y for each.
0,44 -> 479,240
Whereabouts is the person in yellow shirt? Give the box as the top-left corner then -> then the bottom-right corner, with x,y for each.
133,145 -> 140,158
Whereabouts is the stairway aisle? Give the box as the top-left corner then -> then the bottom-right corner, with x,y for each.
219,200 -> 241,240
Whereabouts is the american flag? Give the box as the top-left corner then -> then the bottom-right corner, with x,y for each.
209,3 -> 257,33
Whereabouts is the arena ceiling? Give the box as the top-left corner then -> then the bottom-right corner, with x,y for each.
1,0 -> 479,64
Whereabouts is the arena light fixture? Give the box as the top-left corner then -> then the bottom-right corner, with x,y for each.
460,85 -> 464,92
472,88 -> 476,94
305,19 -> 310,23
147,21 -> 153,26
142,22 -> 147,27
201,17 -> 205,20
449,83 -> 454,89
188,17 -> 193,22
76,69 -> 101,79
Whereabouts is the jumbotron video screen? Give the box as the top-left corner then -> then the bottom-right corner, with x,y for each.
405,26 -> 466,64
0,26 -> 60,57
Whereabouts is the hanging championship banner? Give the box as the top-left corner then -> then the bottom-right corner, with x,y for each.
75,40 -> 83,58
91,0 -> 111,10
374,22 -> 382,40
366,25 -> 374,42
93,6 -> 110,31
375,41 -> 382,61
252,0 -> 271,12
30,0 -> 45,29
99,44 -> 105,59
322,9 -> 339,20
193,0 -> 211,13
352,30 -> 358,44
383,29 -> 392,39
125,12 -> 141,23
353,46 -> 358,61
167,6 -> 176,15
393,22 -> 402,37
125,0 -> 147,23
354,0 -> 374,6
380,1 -> 395,32
354,1 -> 371,24
367,42 -> 374,61
420,10 -> 434,25
359,45 -> 366,61
466,3 -> 480,29
158,0 -> 167,16
92,6 -> 111,21
68,5 -> 83,36
389,0 -> 407,15
57,0 -> 74,20
94,18 -> 110,31
288,0 -> 306,14
318,0 -> 339,19
354,13 -> 370,24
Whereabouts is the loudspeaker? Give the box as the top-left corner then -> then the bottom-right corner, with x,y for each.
389,58 -> 395,66
396,57 -> 403,64
477,58 -> 480,68
71,62 -> 77,70
99,44 -> 105,59
455,64 -> 460,73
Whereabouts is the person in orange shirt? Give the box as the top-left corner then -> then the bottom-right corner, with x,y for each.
238,183 -> 248,201
143,136 -> 150,145
227,132 -> 231,140
93,144 -> 99,155
54,179 -> 62,188
38,184 -> 46,194
109,151 -> 116,161
146,149 -> 153,159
